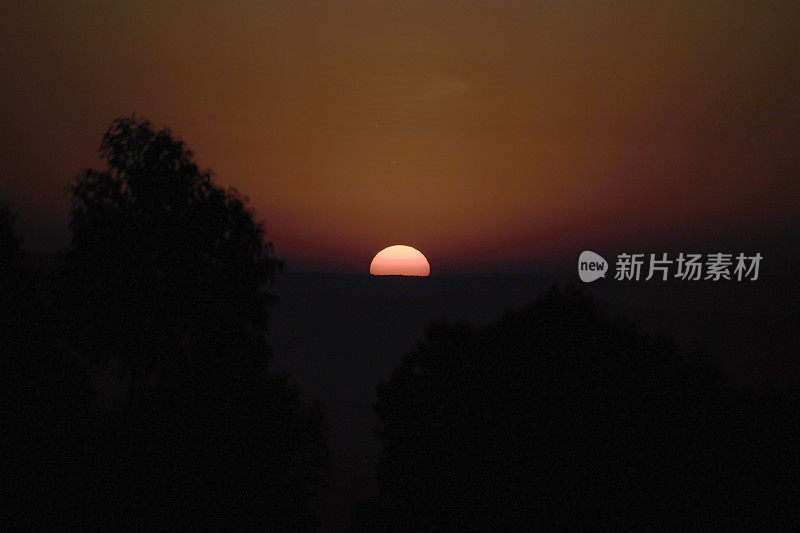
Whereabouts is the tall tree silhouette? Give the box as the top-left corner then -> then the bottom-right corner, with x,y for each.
59,116 -> 282,400
51,117 -> 327,529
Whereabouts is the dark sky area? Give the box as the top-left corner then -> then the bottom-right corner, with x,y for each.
1,0 -> 798,272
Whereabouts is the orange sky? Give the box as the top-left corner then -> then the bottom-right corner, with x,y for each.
1,1 -> 799,272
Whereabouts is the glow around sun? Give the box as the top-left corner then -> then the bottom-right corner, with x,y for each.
370,245 -> 430,276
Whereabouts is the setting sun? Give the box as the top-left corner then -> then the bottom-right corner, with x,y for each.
369,245 -> 430,276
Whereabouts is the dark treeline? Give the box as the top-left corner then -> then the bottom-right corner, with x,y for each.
355,287 -> 800,530
1,117 -> 327,530
3,117 -> 799,530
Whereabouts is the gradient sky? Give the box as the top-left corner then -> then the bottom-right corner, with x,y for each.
2,1 -> 798,272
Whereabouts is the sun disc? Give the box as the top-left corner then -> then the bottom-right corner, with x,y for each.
370,245 -> 430,276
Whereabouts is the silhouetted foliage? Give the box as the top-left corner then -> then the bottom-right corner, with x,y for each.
90,371 -> 328,530
59,116 -> 283,400
58,116 -> 327,529
0,202 -> 20,270
1,202 -> 92,529
359,286 -> 800,530
1,118 -> 327,529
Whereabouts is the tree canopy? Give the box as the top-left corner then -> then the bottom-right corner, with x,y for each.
364,286 -> 799,530
60,116 -> 282,398
0,117 -> 329,529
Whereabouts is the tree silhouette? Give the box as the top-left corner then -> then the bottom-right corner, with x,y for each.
363,285 -> 800,530
48,117 -> 327,529
58,116 -> 282,400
